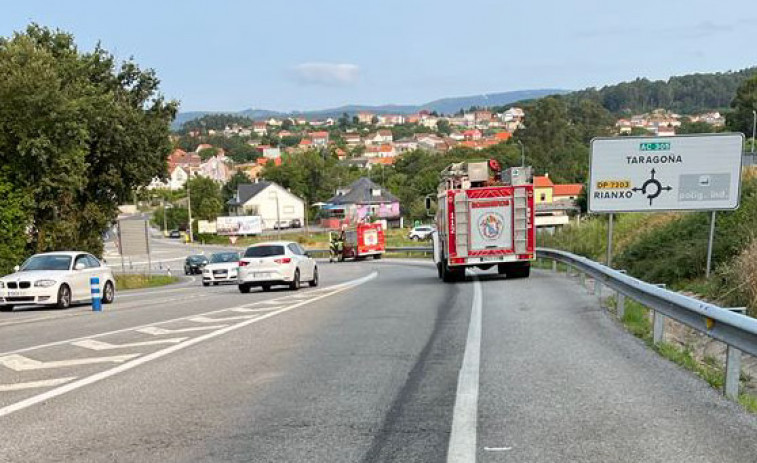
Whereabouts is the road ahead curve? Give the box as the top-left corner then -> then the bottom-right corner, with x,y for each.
0,260 -> 755,462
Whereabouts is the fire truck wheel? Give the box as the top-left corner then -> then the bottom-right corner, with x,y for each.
436,263 -> 443,279
373,254 -> 381,260
497,264 -> 507,275
441,260 -> 462,283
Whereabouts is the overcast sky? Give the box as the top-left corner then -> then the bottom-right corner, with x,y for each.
2,0 -> 756,112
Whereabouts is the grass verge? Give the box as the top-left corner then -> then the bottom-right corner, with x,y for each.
115,274 -> 179,290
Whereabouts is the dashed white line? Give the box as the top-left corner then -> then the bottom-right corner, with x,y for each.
189,314 -> 258,323
0,353 -> 141,371
0,377 -> 78,392
447,275 -> 483,463
71,338 -> 187,351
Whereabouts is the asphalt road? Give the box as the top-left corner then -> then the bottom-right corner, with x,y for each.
0,258 -> 756,462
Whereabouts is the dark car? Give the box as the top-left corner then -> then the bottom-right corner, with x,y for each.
290,218 -> 302,228
169,230 -> 182,239
184,254 -> 208,274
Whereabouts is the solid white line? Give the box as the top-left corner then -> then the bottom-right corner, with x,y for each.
0,353 -> 141,371
0,271 -> 377,418
136,325 -> 227,336
0,377 -> 77,392
447,275 -> 483,463
229,307 -> 283,313
70,338 -> 187,351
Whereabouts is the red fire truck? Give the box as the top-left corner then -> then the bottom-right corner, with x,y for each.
337,222 -> 386,261
431,160 -> 535,282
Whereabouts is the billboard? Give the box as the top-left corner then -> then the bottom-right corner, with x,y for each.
589,134 -> 743,213
216,216 -> 262,235
198,220 -> 217,234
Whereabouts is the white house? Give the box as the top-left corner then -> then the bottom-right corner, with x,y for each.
227,181 -> 306,229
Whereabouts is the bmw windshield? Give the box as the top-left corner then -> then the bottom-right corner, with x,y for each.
19,255 -> 72,271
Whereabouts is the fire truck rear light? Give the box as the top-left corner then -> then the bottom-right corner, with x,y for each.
274,258 -> 292,264
450,257 -> 465,264
518,254 -> 532,260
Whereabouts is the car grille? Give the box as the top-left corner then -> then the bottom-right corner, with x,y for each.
6,296 -> 34,302
213,270 -> 227,275
6,282 -> 17,289
19,282 -> 30,289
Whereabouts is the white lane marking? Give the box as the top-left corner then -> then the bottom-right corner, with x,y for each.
0,353 -> 140,371
447,275 -> 483,463
0,377 -> 78,392
71,338 -> 187,351
0,273 -> 376,358
229,307 -> 282,313
136,325 -> 227,336
0,271 -> 377,418
189,314 -> 258,323
483,447 -> 512,452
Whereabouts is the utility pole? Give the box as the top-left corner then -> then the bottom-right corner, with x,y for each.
186,169 -> 194,243
751,110 -> 756,153
275,191 -> 281,240
162,198 -> 168,235
517,140 -> 525,167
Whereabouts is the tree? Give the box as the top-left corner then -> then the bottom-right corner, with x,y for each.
187,177 -> 222,221
371,115 -> 379,125
726,74 -> 757,135
281,118 -> 294,130
0,25 -> 177,260
437,119 -> 452,135
222,171 -> 252,213
198,147 -> 218,160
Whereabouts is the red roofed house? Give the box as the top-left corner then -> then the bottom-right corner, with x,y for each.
366,144 -> 396,158
310,131 -> 330,146
299,138 -> 313,148
533,175 -> 554,204
492,132 -> 512,142
553,184 -> 583,203
463,129 -> 483,141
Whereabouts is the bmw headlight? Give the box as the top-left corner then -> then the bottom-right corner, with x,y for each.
34,280 -> 57,288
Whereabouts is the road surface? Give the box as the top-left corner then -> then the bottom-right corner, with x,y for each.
0,258 -> 756,462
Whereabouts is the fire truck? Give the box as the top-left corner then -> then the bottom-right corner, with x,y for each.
333,222 -> 386,261
431,160 -> 535,282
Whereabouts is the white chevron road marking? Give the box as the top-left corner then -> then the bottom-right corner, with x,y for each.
0,354 -> 140,371
71,338 -> 187,351
0,377 -> 78,392
136,325 -> 227,336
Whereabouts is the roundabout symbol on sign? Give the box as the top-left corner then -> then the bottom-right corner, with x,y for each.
632,168 -> 672,206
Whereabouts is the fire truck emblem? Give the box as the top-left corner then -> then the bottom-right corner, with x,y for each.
479,213 -> 504,240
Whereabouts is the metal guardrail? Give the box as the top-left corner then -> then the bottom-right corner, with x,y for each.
537,247 -> 757,400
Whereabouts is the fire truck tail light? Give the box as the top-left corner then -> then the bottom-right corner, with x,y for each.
450,257 -> 465,265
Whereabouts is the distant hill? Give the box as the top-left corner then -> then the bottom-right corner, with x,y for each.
172,88 -> 567,130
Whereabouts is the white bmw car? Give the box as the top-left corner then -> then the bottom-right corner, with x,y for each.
237,241 -> 318,293
0,252 -> 116,311
202,251 -> 241,286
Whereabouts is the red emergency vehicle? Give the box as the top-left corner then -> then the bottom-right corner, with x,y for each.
341,222 -> 386,260
431,160 -> 535,282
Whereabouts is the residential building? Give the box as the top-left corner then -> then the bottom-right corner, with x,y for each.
310,131 -> 330,146
233,163 -> 262,180
365,144 -> 396,158
267,118 -> 282,127
227,181 -> 305,229
463,129 -> 483,141
321,177 -> 401,228
533,175 -> 554,204
553,184 -> 583,203
395,137 -> 419,153
253,122 -> 268,136
365,129 -> 393,145
343,133 -> 362,146
357,112 -> 375,124
198,153 -> 232,183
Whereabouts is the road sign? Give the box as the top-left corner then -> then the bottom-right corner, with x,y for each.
589,133 -> 744,213
117,219 -> 149,256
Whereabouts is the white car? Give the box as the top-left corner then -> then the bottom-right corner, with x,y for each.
237,241 -> 318,293
202,251 -> 241,286
408,225 -> 436,240
0,252 -> 116,311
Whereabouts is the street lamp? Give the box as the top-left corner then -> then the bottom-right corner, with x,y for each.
752,109 -> 757,154
516,140 -> 525,167
186,169 -> 194,243
274,191 -> 281,240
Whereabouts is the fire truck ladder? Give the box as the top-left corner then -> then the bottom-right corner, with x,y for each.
513,188 -> 528,254
454,192 -> 469,256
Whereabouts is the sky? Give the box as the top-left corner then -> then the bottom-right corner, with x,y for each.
2,0 -> 756,113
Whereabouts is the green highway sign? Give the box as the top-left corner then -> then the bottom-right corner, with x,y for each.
639,142 -> 671,151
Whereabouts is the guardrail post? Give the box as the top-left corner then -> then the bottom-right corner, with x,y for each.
653,311 -> 665,344
725,345 -> 742,400
596,280 -> 603,304
551,260 -> 557,273
616,292 -> 626,319
579,272 -> 586,288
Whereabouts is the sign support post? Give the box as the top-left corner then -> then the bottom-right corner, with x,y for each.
706,211 -> 717,278
607,213 -> 614,268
